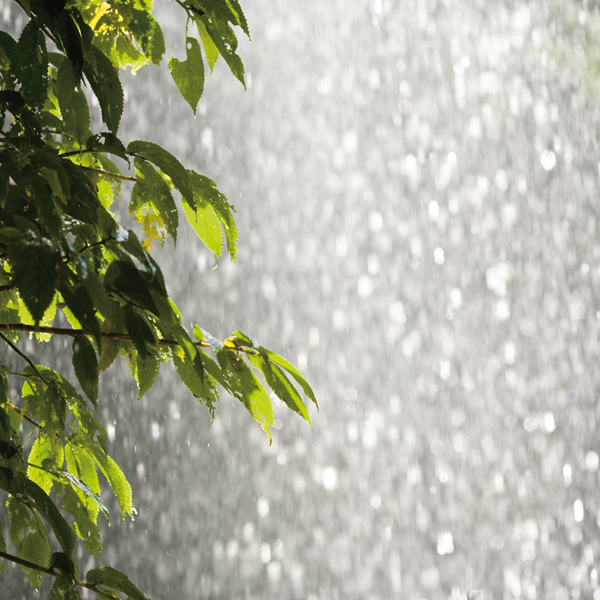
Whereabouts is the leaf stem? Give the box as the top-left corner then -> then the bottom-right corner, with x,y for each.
80,165 -> 137,182
0,332 -> 49,384
63,236 -> 116,264
0,550 -> 120,600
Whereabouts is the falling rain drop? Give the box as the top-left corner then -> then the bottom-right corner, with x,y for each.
540,150 -> 557,171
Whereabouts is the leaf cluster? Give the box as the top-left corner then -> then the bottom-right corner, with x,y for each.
0,1 -> 315,598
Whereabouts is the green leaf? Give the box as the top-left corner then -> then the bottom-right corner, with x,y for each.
0,467 -> 76,557
72,336 -> 99,408
188,171 -> 238,261
193,324 -> 204,342
77,257 -> 114,322
225,0 -> 250,35
58,277 -> 102,348
130,9 -> 165,66
49,551 -> 76,580
86,566 -> 150,600
131,158 -> 179,243
0,401 -> 21,461
19,530 -> 51,587
216,348 -> 274,439
25,383 -> 64,445
8,495 -> 33,547
61,483 -> 102,555
83,45 -> 124,133
248,352 -> 311,425
133,349 -> 160,399
98,336 -> 120,372
115,34 -> 147,72
49,576 -> 82,600
169,37 -> 204,115
57,8 -> 84,78
30,171 -> 62,238
67,445 -> 106,522
14,20 -> 48,108
182,196 -> 222,258
86,448 -> 133,520
196,19 -> 219,71
193,0 -> 248,87
7,495 -> 49,586
7,237 -> 60,322
127,140 -> 193,204
33,147 -> 70,201
124,306 -> 158,357
103,259 -> 159,315
258,347 -> 318,409
226,330 -> 253,348
0,31 -> 17,71
173,351 -> 214,411
27,435 -> 64,494
0,519 -> 6,574
87,131 -> 129,162
56,57 -> 90,143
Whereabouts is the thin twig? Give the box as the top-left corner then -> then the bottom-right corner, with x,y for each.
0,550 -> 121,600
0,332 -> 49,384
78,236 -> 116,254
62,237 -> 116,264
58,148 -> 103,158
80,165 -> 136,182
0,285 -> 14,292
6,402 -> 41,429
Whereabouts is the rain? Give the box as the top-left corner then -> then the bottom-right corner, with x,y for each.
3,0 -> 600,598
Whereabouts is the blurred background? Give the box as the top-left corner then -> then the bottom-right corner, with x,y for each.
4,0 -> 600,598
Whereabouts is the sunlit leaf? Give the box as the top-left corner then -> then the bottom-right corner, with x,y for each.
258,347 -> 318,409
130,8 -> 165,66
27,435 -> 64,494
182,196 -> 222,257
216,348 -> 274,439
196,19 -> 219,71
169,37 -> 204,115
86,448 -> 133,521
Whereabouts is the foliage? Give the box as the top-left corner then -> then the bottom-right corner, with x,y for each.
0,0 -> 316,597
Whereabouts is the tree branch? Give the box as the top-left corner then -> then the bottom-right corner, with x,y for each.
0,285 -> 14,292
0,550 -> 122,600
6,401 -> 41,429
0,332 -> 49,384
0,323 -> 212,350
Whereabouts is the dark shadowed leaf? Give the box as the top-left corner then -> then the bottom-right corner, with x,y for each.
7,237 -> 60,322
14,20 -> 48,108
83,45 -> 123,133
72,337 -> 98,408
86,566 -> 150,600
